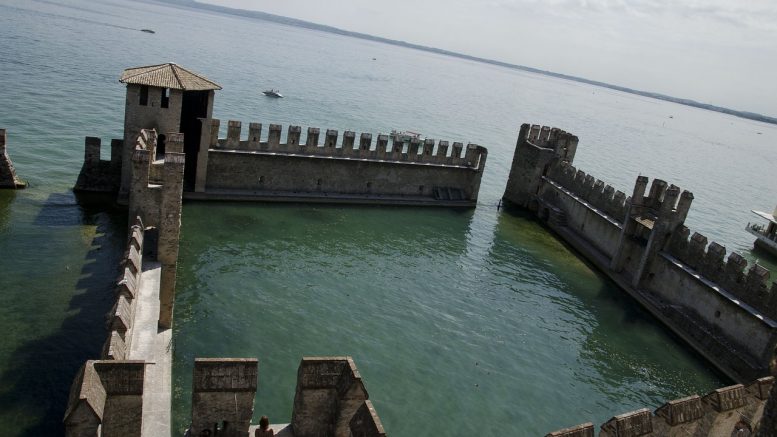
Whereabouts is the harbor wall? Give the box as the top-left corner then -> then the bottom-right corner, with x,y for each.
546,377 -> 774,436
191,119 -> 487,206
503,123 -> 777,382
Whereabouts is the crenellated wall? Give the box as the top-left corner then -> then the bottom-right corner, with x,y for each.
63,360 -> 146,437
667,227 -> 776,320
503,122 -> 777,383
546,161 -> 629,225
101,218 -> 145,361
291,356 -> 383,437
545,377 -> 774,436
190,118 -> 487,206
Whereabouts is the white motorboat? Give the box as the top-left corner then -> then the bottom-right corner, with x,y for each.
746,206 -> 777,257
262,89 -> 283,98
390,129 -> 422,142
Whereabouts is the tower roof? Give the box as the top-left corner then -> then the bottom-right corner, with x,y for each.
119,63 -> 222,91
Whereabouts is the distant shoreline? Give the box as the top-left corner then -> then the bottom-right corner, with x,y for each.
156,0 -> 777,126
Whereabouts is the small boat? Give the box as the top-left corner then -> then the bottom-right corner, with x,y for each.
140,29 -> 155,34
746,206 -> 777,257
390,130 -> 423,142
262,89 -> 283,98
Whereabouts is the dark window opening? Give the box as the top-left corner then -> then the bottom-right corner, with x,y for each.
715,310 -> 721,318
317,178 -> 322,186
139,85 -> 149,106
259,176 -> 265,183
366,181 -> 372,188
156,134 -> 166,160
161,88 -> 170,108
418,185 -> 424,192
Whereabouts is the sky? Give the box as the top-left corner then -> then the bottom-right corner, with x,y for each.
202,0 -> 777,116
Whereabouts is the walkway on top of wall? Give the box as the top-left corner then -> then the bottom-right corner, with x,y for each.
249,424 -> 294,436
127,260 -> 172,437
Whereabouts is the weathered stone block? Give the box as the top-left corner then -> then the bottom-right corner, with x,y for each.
655,395 -> 703,425
703,384 -> 746,412
601,408 -> 653,437
545,422 -> 595,437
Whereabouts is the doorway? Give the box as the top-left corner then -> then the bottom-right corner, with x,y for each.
179,91 -> 210,190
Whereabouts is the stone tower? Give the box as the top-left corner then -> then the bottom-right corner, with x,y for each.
118,63 -> 220,200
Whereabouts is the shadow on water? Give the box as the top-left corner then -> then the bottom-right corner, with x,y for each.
0,190 -> 15,232
0,191 -> 126,436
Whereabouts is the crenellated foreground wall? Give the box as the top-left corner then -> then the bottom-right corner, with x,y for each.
503,123 -> 777,383
546,377 -> 775,436
189,118 -> 488,206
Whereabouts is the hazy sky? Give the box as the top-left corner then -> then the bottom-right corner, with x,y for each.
203,0 -> 777,116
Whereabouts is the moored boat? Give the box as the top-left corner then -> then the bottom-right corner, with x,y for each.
746,205 -> 777,257
262,89 -> 283,98
390,129 -> 422,142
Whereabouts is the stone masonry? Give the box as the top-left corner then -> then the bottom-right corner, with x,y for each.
503,123 -> 777,383
0,129 -> 26,188
546,377 -> 774,436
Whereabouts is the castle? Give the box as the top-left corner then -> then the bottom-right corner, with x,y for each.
60,63 -> 777,436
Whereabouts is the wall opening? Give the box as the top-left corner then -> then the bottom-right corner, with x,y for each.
139,85 -> 149,106
179,90 -> 211,190
161,88 -> 170,108
157,134 -> 166,160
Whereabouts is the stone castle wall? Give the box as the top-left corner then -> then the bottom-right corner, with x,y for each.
503,123 -> 777,382
0,129 -> 26,189
102,218 -> 145,361
546,377 -> 774,437
191,119 -> 487,205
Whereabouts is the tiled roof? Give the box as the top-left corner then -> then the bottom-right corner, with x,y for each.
119,63 -> 222,91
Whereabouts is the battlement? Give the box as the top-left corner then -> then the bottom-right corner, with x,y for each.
187,356 -> 386,437
627,176 -> 694,226
522,123 -> 579,162
206,118 -> 486,169
292,356 -> 384,437
63,359 -> 146,437
546,161 -> 629,224
101,217 -> 145,361
545,377 -> 774,436
667,226 -> 776,322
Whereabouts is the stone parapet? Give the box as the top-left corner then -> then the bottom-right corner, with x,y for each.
667,226 -> 777,321
208,118 -> 486,169
546,377 -> 773,436
102,217 -> 144,360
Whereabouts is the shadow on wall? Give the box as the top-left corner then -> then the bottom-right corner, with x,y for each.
0,191 -> 127,436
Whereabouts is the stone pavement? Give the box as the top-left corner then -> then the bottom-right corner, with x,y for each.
128,260 -> 172,437
248,423 -> 294,436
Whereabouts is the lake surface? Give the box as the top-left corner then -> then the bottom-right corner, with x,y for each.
1,0 -> 775,435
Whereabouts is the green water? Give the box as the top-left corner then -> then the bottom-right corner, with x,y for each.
4,0 -> 777,435
170,203 -> 723,435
